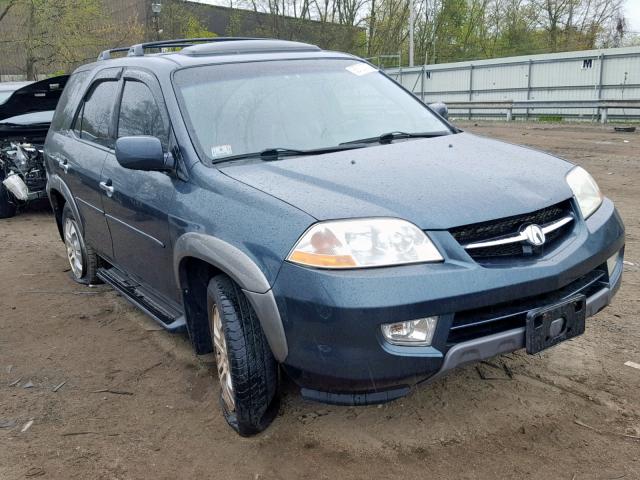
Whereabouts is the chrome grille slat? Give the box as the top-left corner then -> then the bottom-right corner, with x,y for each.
463,215 -> 574,250
449,200 -> 575,259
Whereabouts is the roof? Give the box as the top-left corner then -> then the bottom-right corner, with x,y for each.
98,38 -> 322,61
180,39 -> 321,57
86,37 -> 354,73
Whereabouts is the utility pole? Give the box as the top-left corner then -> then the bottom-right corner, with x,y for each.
151,2 -> 162,41
408,0 -> 415,67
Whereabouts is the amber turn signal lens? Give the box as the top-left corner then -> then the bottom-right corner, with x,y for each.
288,251 -> 357,268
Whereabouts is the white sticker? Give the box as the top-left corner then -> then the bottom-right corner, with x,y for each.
211,144 -> 233,158
346,63 -> 377,76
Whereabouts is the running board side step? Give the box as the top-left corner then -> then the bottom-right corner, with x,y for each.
97,267 -> 186,332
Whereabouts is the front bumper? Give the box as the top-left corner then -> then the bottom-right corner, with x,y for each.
426,270 -> 621,386
270,199 -> 625,405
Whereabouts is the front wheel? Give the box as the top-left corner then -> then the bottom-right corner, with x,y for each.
207,274 -> 279,436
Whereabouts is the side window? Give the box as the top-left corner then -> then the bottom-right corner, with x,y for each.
73,80 -> 119,148
118,80 -> 168,149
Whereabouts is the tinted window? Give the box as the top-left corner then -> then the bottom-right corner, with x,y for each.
75,80 -> 118,147
50,70 -> 90,132
118,81 -> 168,148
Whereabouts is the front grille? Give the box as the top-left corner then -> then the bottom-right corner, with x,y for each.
447,267 -> 607,345
450,200 -> 574,259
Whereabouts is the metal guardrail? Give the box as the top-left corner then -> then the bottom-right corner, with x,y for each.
441,100 -> 640,123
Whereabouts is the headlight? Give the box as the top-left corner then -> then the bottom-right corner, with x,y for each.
287,218 -> 444,269
566,166 -> 603,219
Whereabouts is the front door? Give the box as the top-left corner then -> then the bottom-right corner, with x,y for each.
100,70 -> 178,301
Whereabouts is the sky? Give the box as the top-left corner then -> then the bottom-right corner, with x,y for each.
626,0 -> 640,33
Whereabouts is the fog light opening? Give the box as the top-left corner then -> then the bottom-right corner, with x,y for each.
381,317 -> 438,346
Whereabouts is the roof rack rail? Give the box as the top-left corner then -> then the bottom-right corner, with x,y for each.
97,47 -> 132,61
97,37 -> 260,61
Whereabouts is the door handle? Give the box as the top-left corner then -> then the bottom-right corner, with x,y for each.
54,156 -> 70,173
58,160 -> 69,173
99,181 -> 114,197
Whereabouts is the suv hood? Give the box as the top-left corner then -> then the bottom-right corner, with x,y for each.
0,75 -> 68,143
219,133 -> 575,230
0,75 -> 69,122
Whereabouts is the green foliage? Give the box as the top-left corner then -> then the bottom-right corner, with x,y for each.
538,115 -> 564,122
366,0 -> 625,66
2,0 -> 143,79
158,1 -> 216,40
184,16 -> 216,39
0,0 -> 627,76
225,10 -> 244,37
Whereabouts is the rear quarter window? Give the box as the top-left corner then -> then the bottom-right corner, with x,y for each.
50,70 -> 91,132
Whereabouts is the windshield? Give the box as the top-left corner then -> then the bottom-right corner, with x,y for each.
173,59 -> 450,163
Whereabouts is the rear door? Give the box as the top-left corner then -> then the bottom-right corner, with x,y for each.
51,68 -> 122,259
100,69 -> 178,300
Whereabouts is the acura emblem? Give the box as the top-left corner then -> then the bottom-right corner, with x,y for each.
521,224 -> 546,246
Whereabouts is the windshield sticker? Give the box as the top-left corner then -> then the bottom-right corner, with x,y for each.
211,144 -> 233,158
346,63 -> 377,76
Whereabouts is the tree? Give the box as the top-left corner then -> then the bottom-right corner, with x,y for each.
1,0 -> 632,77
2,0 -> 143,79
157,0 -> 216,40
0,0 -> 17,23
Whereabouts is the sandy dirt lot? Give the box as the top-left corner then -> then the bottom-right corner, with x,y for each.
1,122 -> 639,480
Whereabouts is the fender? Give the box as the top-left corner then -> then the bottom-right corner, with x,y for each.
174,232 -> 288,362
46,173 -> 83,237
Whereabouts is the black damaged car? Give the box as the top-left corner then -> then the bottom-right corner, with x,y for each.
0,75 -> 68,218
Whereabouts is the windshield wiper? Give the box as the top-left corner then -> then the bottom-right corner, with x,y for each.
340,131 -> 449,146
212,144 -> 367,163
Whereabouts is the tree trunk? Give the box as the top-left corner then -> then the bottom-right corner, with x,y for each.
367,0 -> 375,56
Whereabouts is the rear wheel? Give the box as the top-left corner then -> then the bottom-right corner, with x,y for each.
62,204 -> 99,284
207,274 -> 279,436
0,173 -> 17,219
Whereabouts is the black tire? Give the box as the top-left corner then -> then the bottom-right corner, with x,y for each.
61,204 -> 100,285
207,274 -> 279,436
0,175 -> 18,219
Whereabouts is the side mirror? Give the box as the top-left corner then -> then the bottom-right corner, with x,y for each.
429,102 -> 448,120
115,136 -> 172,171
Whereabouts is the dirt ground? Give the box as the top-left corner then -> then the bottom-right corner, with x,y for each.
1,122 -> 639,480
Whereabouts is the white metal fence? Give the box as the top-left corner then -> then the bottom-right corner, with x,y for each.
387,46 -> 640,121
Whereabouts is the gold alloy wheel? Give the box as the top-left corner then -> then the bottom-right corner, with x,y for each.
212,305 -> 236,412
